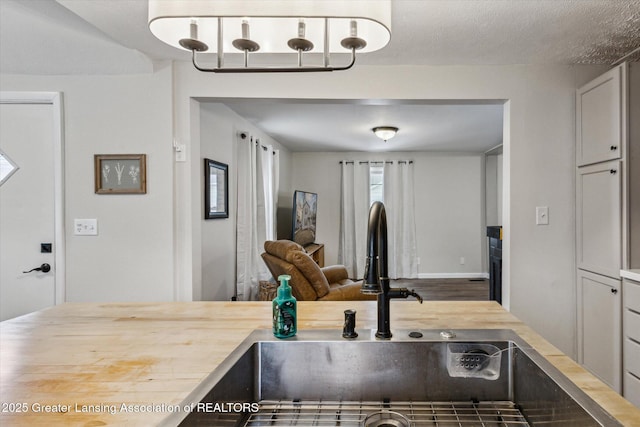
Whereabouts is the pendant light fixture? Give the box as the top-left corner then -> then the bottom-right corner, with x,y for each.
148,0 -> 391,73
372,126 -> 398,142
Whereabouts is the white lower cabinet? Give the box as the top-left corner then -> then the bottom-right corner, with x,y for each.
623,277 -> 640,407
577,269 -> 621,392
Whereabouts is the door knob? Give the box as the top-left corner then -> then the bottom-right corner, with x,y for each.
23,263 -> 51,273
611,288 -> 618,294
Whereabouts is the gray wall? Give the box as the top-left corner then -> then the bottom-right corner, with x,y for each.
486,153 -> 503,228
0,66 -> 175,302
630,63 -> 640,269
1,61 -> 609,359
198,103 -> 291,300
173,63 -> 607,358
290,151 -> 486,277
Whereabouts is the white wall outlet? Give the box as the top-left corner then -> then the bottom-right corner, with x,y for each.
536,206 -> 549,225
74,219 -> 98,236
460,257 -> 465,265
416,257 -> 421,265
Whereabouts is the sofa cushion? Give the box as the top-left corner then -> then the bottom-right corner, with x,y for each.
319,281 -> 376,301
285,251 -> 330,298
264,239 -> 304,260
261,253 -> 317,301
320,265 -> 350,284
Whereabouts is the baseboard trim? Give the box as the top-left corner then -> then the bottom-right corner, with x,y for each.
416,273 -> 490,280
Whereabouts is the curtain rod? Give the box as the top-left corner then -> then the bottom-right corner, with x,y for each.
339,160 -> 413,164
254,138 -> 278,155
238,133 -> 277,155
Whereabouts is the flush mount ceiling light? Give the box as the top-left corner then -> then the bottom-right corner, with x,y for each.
372,126 -> 398,142
148,0 -> 391,73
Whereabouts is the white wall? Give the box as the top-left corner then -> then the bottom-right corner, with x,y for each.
198,103 -> 291,301
484,153 -> 503,273
486,153 -> 503,227
1,61 -> 607,359
629,63 -> 640,269
0,66 -> 175,301
290,151 -> 485,277
173,62 -> 607,358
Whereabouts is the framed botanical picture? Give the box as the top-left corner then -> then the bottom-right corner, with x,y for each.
94,154 -> 146,194
204,158 -> 228,219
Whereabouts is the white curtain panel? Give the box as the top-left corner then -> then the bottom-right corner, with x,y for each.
257,143 -> 279,243
383,161 -> 418,279
236,135 -> 279,300
338,161 -> 370,278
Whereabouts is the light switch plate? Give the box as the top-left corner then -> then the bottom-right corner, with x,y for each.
536,207 -> 549,225
175,144 -> 186,162
74,219 -> 98,236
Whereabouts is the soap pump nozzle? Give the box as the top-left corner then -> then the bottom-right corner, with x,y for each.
277,274 -> 292,296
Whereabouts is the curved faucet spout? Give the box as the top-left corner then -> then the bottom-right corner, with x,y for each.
362,201 -> 388,294
361,201 -> 423,339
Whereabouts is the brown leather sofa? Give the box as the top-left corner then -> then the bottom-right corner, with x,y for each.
261,240 -> 375,301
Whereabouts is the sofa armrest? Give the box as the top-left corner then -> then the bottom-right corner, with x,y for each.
321,265 -> 350,284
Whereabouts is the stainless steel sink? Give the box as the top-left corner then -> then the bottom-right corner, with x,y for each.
163,329 -> 621,427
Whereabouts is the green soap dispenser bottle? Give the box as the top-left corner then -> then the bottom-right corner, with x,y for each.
273,274 -> 297,338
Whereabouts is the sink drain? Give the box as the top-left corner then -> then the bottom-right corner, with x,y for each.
362,410 -> 410,427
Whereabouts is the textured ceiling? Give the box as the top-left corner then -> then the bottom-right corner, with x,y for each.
379,0 -> 640,66
2,0 -> 638,75
1,0 -> 638,152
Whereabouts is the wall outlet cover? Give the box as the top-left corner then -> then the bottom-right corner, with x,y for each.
74,219 -> 98,236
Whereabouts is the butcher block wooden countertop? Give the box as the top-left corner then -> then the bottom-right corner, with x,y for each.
1,301 -> 639,426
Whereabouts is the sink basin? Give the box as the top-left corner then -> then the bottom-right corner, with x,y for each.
164,329 -> 621,427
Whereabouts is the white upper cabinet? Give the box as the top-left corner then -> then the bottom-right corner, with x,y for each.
576,65 -> 625,166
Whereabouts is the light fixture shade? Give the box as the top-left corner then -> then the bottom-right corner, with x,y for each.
148,0 -> 391,54
373,126 -> 398,142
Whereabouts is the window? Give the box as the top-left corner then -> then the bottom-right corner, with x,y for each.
0,150 -> 19,187
370,165 -> 384,204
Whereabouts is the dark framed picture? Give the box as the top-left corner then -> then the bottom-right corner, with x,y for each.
94,154 -> 146,194
292,190 -> 318,246
204,158 -> 228,219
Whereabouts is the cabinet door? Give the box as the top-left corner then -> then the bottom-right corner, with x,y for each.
577,269 -> 621,392
577,160 -> 621,279
576,64 -> 625,166
623,278 -> 640,406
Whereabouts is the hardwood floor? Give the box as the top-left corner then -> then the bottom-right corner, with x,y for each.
391,278 -> 489,301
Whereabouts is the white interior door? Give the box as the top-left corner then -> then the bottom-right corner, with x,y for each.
0,93 -> 64,321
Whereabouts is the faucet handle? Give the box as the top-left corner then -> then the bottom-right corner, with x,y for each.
389,287 -> 424,303
408,289 -> 423,304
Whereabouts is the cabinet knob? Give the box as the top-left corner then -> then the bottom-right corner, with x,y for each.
611,288 -> 618,294
610,145 -> 618,151
610,169 -> 617,174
